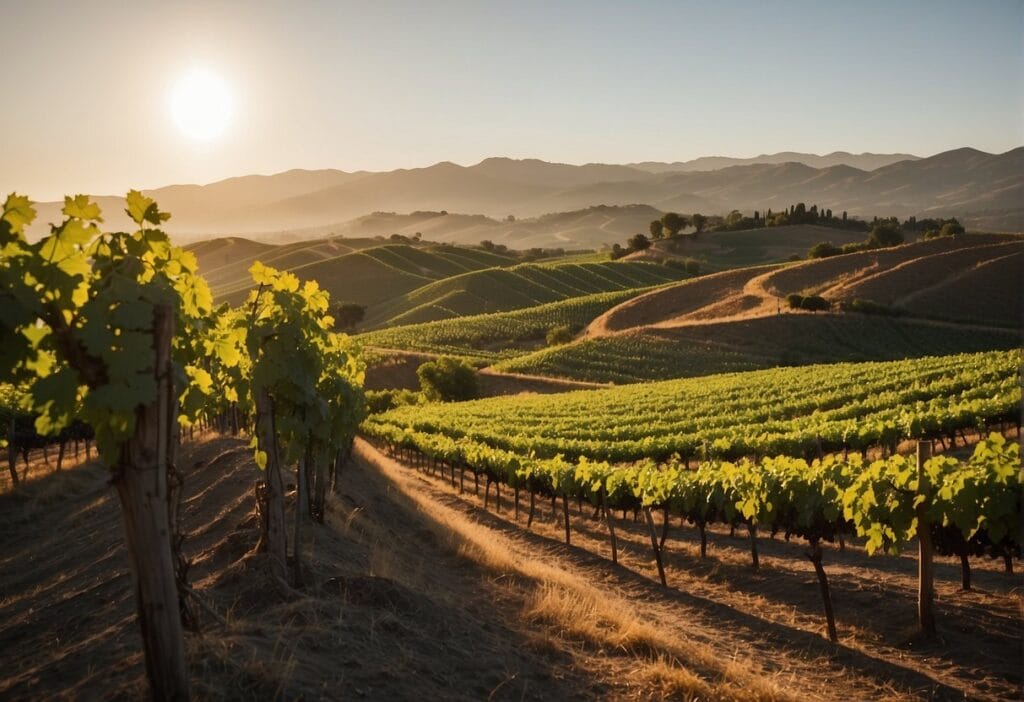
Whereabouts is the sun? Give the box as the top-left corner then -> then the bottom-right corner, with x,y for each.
169,67 -> 233,141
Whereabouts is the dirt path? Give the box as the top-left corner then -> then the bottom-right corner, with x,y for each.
354,438 -> 1024,701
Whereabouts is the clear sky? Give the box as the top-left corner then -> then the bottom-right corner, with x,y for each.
2,0 -> 1022,199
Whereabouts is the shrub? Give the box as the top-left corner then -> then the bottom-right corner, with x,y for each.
808,241 -> 841,259
365,388 -> 422,414
867,222 -> 904,248
546,324 -> 574,346
840,242 -> 870,254
801,295 -> 831,312
417,356 -> 479,402
787,294 -> 830,312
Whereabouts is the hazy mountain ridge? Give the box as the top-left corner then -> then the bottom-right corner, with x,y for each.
628,151 -> 921,173
24,147 -> 1023,240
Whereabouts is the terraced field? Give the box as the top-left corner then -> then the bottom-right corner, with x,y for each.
365,260 -> 687,327
494,314 -> 1022,383
211,243 -> 517,306
357,286 -> 667,362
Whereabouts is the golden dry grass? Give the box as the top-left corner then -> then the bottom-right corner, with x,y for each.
359,440 -> 799,702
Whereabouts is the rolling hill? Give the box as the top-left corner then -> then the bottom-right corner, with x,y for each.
357,234 -> 1021,385
25,147 -> 1024,242
356,285 -> 676,362
364,259 -> 687,327
601,234 -> 1023,331
493,314 -> 1021,384
624,224 -> 870,271
209,243 -> 518,307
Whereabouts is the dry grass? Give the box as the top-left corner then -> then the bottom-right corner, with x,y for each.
360,440 -> 798,702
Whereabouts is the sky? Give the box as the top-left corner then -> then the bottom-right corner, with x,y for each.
2,0 -> 1022,200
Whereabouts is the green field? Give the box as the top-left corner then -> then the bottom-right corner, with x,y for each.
365,350 -> 1018,463
364,260 -> 686,327
357,285 -> 667,362
214,243 -> 517,306
492,314 -> 1023,383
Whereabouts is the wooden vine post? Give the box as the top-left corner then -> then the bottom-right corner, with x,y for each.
255,388 -> 289,584
109,304 -> 191,701
643,507 -> 668,586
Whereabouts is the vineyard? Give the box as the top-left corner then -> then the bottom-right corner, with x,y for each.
492,314 -> 1022,383
357,285 -> 667,362
213,242 -> 516,306
363,259 -> 688,327
0,193 -> 366,700
2,191 -> 1021,701
369,350 -> 1019,462
362,350 -> 1021,648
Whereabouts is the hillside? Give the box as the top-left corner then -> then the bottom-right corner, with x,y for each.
187,235 -> 384,292
328,204 -> 667,250
604,234 -> 1023,331
211,243 -> 517,306
25,148 -> 1024,240
357,286 -> 665,362
364,260 -> 687,328
494,314 -> 1021,384
625,224 -> 869,271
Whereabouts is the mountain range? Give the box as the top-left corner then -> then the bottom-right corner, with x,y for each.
26,147 -> 1024,242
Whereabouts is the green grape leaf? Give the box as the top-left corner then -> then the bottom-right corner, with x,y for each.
62,195 -> 103,222
125,190 -> 170,226
2,193 -> 37,235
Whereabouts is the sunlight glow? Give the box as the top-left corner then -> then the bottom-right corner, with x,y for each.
169,67 -> 233,141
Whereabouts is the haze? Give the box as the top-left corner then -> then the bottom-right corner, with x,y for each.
2,0 -> 1022,200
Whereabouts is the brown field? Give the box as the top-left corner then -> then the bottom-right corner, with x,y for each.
586,266 -> 776,335
590,234 -> 1022,336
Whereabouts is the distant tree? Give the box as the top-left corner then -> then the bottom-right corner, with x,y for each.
661,212 -> 687,237
413,232 -> 422,240
939,220 -> 965,238
649,219 -> 664,239
546,325 -> 574,346
867,221 -> 904,248
842,211 -> 847,221
627,233 -> 652,251
691,213 -> 707,234
808,241 -> 841,259
506,214 -> 516,222
480,240 -> 496,251
331,302 -> 366,330
610,243 -> 625,260
725,210 -> 744,227
786,293 -> 804,309
417,357 -> 479,402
